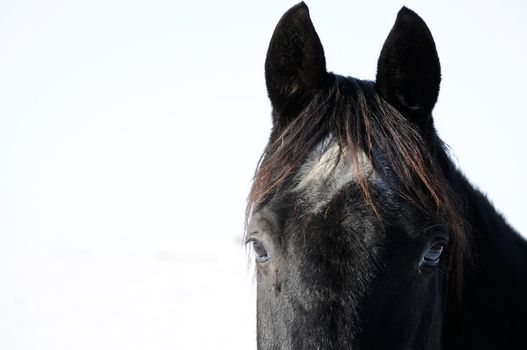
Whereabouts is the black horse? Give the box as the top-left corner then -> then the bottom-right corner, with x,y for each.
245,2 -> 527,349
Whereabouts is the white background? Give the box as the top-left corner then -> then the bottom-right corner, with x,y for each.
1,1 -> 526,349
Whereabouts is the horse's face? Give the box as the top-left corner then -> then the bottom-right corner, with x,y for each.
248,3 -> 458,349
249,145 -> 448,350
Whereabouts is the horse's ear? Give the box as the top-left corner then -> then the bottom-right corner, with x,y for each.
376,7 -> 441,126
265,2 -> 327,130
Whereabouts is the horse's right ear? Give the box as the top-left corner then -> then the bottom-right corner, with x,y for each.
265,2 -> 327,131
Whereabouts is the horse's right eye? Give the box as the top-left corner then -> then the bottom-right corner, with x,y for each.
421,242 -> 446,268
252,240 -> 270,263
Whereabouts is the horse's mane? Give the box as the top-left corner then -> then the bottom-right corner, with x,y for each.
246,74 -> 469,297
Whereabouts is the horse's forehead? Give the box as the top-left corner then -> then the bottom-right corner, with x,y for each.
294,137 -> 376,212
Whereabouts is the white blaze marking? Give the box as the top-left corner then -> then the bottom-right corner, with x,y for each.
294,137 -> 375,211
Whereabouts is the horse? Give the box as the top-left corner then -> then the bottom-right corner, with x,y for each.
245,2 -> 527,349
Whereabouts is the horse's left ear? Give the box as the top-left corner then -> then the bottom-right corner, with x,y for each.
376,7 -> 441,125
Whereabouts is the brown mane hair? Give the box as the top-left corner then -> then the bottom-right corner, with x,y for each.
246,75 -> 469,299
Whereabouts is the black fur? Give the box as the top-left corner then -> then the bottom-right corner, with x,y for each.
376,7 -> 441,128
265,2 -> 327,134
248,3 -> 527,349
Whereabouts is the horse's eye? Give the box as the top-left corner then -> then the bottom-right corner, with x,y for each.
252,240 -> 270,263
422,243 -> 445,267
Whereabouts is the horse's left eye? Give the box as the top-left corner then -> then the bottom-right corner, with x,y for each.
252,240 -> 270,263
422,243 -> 445,267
